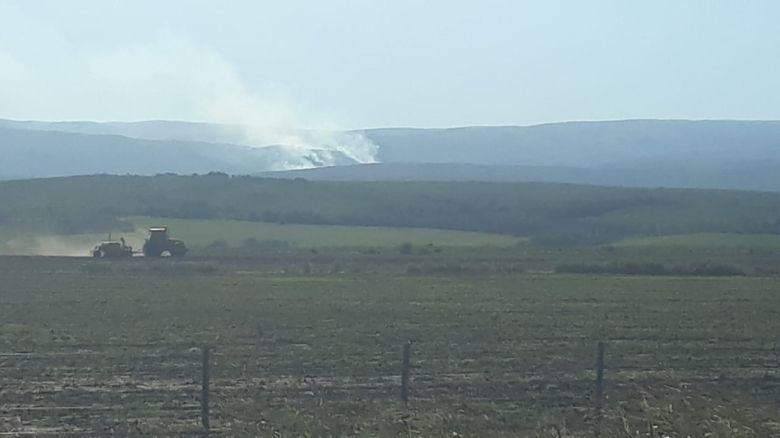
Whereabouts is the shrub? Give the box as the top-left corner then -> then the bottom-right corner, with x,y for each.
555,261 -> 745,277
404,261 -> 524,276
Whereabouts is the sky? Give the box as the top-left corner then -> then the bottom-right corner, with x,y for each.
0,0 -> 778,129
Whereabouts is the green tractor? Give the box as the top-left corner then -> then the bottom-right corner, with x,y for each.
142,227 -> 187,257
92,236 -> 134,258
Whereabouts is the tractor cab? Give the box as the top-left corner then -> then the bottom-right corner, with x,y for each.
143,226 -> 188,257
147,227 -> 170,242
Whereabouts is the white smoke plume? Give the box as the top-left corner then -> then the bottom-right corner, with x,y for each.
205,90 -> 378,167
86,34 -> 379,168
0,11 -> 378,169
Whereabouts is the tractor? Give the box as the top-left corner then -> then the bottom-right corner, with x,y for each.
92,236 -> 133,258
142,227 -> 187,257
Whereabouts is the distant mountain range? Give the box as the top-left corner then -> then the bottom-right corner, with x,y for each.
0,121 -> 357,177
2,118 -> 780,191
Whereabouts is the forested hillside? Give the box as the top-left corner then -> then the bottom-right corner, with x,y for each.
2,174 -> 780,244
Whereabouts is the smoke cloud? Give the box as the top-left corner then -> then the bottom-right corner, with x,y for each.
204,86 -> 378,167
0,10 -> 378,169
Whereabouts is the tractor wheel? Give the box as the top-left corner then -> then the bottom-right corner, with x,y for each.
143,243 -> 162,257
93,250 -> 102,258
143,248 -> 162,257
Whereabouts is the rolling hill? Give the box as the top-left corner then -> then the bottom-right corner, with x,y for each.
259,160 -> 780,192
3,118 -> 780,191
0,125 -> 358,178
2,174 -> 780,245
364,120 -> 780,167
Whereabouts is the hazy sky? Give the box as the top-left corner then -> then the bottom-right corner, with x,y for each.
1,1 -> 778,128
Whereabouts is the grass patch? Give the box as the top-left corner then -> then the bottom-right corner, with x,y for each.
555,261 -> 746,277
616,233 -> 780,249
126,216 -> 522,249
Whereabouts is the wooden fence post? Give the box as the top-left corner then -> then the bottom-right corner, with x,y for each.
594,341 -> 605,437
401,341 -> 411,405
201,345 -> 211,433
